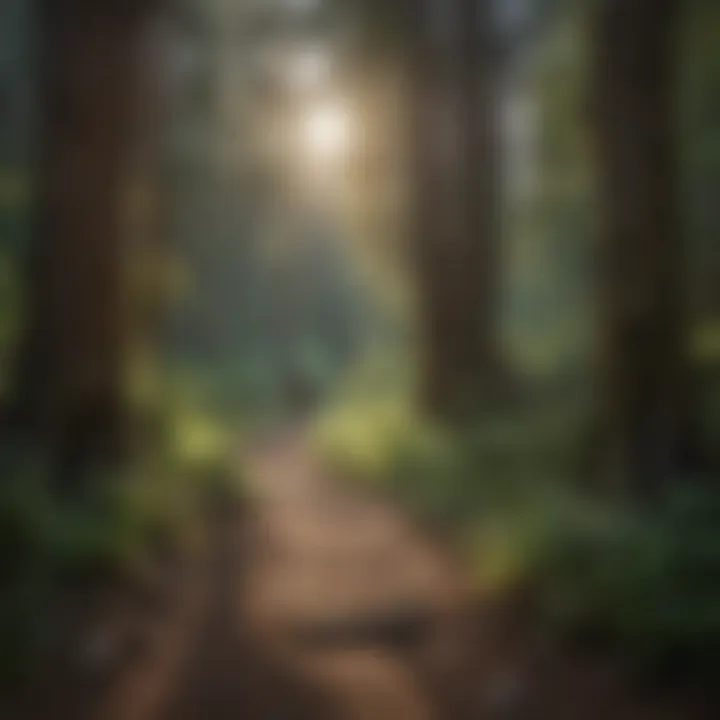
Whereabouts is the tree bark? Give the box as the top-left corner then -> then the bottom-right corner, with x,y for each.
11,0 -> 156,488
405,0 -> 503,421
592,0 -> 694,495
404,0 -> 453,418
456,0 -> 504,409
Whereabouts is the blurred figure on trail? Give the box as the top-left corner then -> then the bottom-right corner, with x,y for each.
284,362 -> 320,424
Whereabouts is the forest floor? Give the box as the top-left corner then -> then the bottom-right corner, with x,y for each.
2,427 -> 715,719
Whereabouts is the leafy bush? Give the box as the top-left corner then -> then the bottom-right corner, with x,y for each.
0,404 -> 241,684
312,389 -> 586,523
312,387 -> 720,676
0,452 -> 126,680
464,478 -> 720,680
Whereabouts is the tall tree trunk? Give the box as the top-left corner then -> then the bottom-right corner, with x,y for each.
405,0 -> 503,421
592,0 -> 694,495
456,0 -> 503,408
404,0 -> 454,418
12,0 -> 155,488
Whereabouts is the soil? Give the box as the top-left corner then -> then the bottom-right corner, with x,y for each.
2,429 -> 716,719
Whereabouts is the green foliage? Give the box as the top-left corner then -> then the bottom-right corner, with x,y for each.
0,453 -> 125,680
461,479 -> 720,682
312,369 -> 587,526
0,404 -> 241,684
313,382 -> 720,675
522,484 -> 720,675
681,1 -> 720,316
314,394 -> 448,486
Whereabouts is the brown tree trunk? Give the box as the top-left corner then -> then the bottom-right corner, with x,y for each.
456,0 -> 504,409
592,0 -> 694,495
405,0 -> 503,421
11,0 -> 156,488
404,0 -> 455,419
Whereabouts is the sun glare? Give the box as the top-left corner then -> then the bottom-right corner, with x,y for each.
303,103 -> 350,163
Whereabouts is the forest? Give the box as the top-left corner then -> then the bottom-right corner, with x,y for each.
1,0 -> 720,718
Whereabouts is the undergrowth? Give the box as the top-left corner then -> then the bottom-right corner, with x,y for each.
0,405 -> 241,685
311,382 -> 720,680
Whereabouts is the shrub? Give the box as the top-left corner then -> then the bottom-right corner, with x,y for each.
0,404 -> 241,685
472,480 -> 720,676
312,387 -> 720,677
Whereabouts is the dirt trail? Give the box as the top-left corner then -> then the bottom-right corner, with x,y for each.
4,428 -> 477,720
5,428 -> 714,719
239,429 -> 476,719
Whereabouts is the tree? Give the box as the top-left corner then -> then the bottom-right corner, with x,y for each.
592,0 -> 695,494
456,0 -> 504,409
682,1 -> 720,320
9,0 -> 161,488
404,0 -> 503,420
